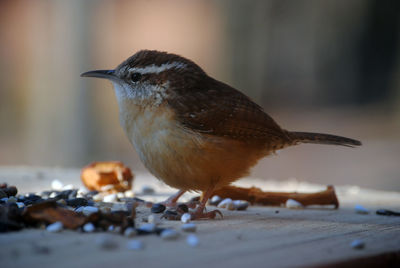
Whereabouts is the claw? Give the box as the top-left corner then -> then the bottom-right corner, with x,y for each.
191,209 -> 223,220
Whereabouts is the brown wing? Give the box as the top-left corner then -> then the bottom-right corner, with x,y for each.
167,77 -> 290,143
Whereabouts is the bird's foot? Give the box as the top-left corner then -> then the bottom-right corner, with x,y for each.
161,207 -> 223,221
190,209 -> 223,220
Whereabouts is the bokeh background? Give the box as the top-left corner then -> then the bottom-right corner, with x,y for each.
1,0 -> 399,190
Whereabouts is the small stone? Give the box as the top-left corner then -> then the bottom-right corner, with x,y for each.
82,206 -> 99,216
139,223 -> 156,233
117,192 -> 125,199
49,192 -> 58,198
107,225 -> 115,232
286,199 -> 304,209
141,185 -> 155,194
218,198 -> 234,210
56,199 -> 67,206
7,196 -> 17,203
83,223 -> 95,232
100,206 -> 111,214
126,239 -> 144,250
16,202 -> 25,208
96,234 -> 118,250
75,206 -> 84,213
51,179 -> 64,190
160,229 -> 180,240
92,194 -> 103,202
233,200 -> 249,211
151,203 -> 166,213
148,214 -> 160,225
1,197 -> 8,203
103,194 -> 118,203
354,204 -> 369,214
46,222 -> 63,233
350,239 -> 365,249
181,213 -> 191,223
66,198 -> 88,207
124,227 -> 137,237
181,223 -> 196,232
186,234 -> 199,247
124,190 -> 135,198
62,184 -> 75,190
209,195 -> 222,206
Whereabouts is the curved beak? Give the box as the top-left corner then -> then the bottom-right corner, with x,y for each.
80,69 -> 116,80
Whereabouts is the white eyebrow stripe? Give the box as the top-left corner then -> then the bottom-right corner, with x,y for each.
129,62 -> 187,74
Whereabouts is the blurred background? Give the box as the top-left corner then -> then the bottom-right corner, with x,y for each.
0,0 -> 399,190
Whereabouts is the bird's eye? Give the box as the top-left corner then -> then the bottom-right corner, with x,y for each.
130,72 -> 142,82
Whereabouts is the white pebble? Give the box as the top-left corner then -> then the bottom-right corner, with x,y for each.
186,234 -> 199,247
139,223 -> 156,232
46,222 -> 63,233
141,185 -> 155,194
83,223 -> 95,232
124,190 -> 135,198
103,194 -> 118,203
218,198 -> 234,209
181,213 -> 191,223
96,234 -> 118,250
354,204 -> 369,214
49,192 -> 58,198
117,192 -> 125,199
92,194 -> 103,202
51,179 -> 64,190
350,239 -> 365,249
286,199 -> 304,209
126,239 -> 144,250
160,229 -> 180,240
148,214 -> 160,225
210,195 -> 222,205
124,227 -> 137,237
181,223 -> 197,232
107,225 -> 115,232
233,200 -> 249,210
82,206 -> 99,216
62,184 -> 74,190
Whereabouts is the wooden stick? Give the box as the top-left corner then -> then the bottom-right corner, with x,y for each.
211,185 -> 339,208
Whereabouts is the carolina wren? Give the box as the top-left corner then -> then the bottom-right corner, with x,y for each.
81,50 -> 361,219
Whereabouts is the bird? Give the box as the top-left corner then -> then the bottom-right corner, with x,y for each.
81,50 -> 361,220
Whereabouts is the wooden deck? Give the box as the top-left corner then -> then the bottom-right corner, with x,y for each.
0,167 -> 399,268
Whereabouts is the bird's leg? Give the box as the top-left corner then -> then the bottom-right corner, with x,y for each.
163,190 -> 186,207
190,186 -> 223,220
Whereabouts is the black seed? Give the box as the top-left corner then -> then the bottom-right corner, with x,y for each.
177,204 -> 189,213
376,209 -> 400,216
151,203 -> 166,213
4,186 -> 17,197
66,198 -> 88,207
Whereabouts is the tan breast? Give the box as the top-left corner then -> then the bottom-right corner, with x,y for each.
118,100 -> 268,191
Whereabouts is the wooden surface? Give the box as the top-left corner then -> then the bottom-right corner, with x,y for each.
0,167 -> 400,268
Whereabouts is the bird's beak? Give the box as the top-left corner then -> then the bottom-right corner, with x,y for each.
80,69 -> 116,80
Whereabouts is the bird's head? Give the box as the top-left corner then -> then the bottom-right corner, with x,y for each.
81,50 -> 207,107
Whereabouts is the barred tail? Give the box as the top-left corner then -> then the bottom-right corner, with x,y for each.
289,131 -> 362,148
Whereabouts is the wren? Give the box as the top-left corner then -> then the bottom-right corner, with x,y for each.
81,50 -> 361,219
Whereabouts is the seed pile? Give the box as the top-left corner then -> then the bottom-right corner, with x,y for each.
0,181 -> 202,249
